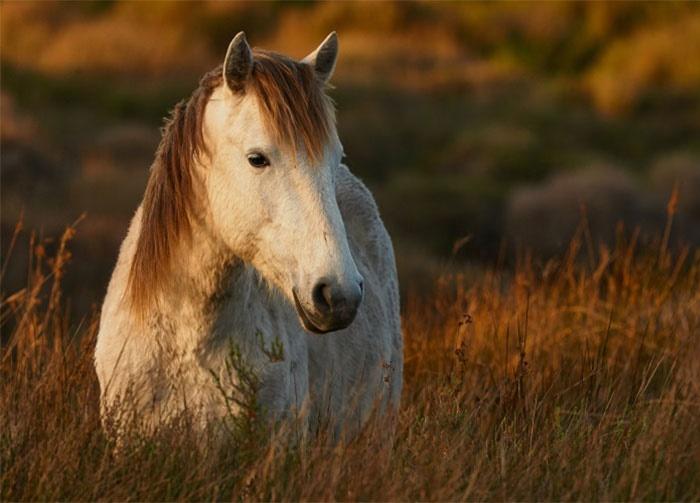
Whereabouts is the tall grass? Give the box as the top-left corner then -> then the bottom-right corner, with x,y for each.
2,213 -> 699,501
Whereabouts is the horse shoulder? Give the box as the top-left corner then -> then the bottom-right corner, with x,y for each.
95,208 -> 142,373
95,207 -> 173,406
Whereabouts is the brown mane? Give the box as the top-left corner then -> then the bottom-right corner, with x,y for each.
251,50 -> 334,164
127,51 -> 335,315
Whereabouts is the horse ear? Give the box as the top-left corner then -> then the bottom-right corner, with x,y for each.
302,32 -> 338,84
223,31 -> 253,93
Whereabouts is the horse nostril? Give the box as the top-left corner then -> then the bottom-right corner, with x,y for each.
304,279 -> 363,332
312,282 -> 333,313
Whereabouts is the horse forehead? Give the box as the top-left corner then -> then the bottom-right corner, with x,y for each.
206,89 -> 269,141
236,102 -> 269,142
206,87 -> 340,161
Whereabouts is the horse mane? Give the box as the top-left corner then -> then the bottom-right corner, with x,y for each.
251,50 -> 335,164
127,51 -> 335,315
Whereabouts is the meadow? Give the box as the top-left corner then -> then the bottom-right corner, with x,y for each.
2,2 -> 700,500
2,210 -> 699,500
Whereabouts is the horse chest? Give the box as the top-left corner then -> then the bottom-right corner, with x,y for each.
204,281 -> 311,419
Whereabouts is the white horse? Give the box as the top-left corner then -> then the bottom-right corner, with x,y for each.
95,32 -> 402,437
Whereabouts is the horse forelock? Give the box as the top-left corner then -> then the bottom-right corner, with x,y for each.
249,50 -> 335,164
128,52 -> 335,316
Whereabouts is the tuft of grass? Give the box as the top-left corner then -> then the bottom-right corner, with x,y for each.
1,215 -> 699,501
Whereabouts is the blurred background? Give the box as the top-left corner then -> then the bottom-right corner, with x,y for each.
2,1 -> 700,314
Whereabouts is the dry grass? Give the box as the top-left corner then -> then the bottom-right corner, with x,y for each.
2,213 -> 699,501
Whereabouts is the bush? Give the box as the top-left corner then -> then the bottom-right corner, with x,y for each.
506,166 -> 655,256
586,14 -> 700,116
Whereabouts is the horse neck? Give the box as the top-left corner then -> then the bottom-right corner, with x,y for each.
144,210 -> 243,346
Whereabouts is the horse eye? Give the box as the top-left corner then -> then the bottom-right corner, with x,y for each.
247,153 -> 270,168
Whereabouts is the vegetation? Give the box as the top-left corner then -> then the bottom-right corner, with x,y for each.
2,209 -> 698,500
2,3 -> 699,305
2,4 -> 699,499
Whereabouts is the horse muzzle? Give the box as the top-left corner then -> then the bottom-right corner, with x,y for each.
292,279 -> 363,334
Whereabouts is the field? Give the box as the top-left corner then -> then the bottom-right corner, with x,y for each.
2,2 -> 700,501
2,213 -> 699,500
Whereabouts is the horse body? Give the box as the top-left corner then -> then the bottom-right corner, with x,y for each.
95,33 -> 402,436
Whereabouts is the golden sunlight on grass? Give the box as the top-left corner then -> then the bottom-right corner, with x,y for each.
2,213 -> 698,500
2,4 -> 699,499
